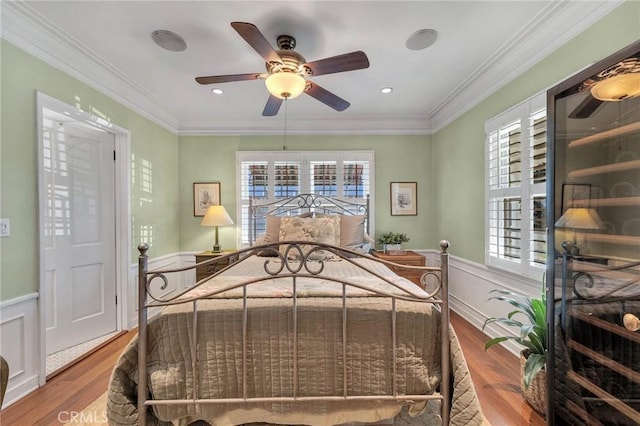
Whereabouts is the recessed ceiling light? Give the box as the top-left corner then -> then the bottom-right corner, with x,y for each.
381,87 -> 393,94
211,88 -> 224,95
406,29 -> 438,51
151,30 -> 187,52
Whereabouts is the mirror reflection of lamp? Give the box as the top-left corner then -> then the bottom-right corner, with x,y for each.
590,72 -> 640,101
200,205 -> 234,253
554,208 -> 605,255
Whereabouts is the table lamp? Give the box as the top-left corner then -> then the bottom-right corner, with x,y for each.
554,207 -> 604,255
200,205 -> 234,252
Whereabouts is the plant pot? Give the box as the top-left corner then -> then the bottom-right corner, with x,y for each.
383,244 -> 402,253
520,350 -> 547,416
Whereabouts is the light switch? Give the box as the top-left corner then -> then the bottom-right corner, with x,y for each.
0,218 -> 9,237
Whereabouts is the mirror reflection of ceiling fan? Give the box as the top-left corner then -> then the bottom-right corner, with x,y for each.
569,57 -> 640,119
196,22 -> 370,116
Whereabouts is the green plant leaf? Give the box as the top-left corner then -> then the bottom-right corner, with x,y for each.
523,353 -> 545,388
484,288 -> 547,361
484,336 -> 510,351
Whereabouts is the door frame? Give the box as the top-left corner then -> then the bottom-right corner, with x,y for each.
36,92 -> 131,385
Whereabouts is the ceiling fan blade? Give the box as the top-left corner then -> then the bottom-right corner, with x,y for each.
262,95 -> 283,116
305,82 -> 350,111
304,51 -> 370,77
196,73 -> 262,85
231,22 -> 282,64
568,95 -> 604,119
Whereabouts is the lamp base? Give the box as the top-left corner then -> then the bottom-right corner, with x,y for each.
561,240 -> 580,256
212,244 -> 222,253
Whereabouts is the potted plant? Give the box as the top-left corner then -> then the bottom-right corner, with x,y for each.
377,232 -> 410,253
483,289 -> 547,415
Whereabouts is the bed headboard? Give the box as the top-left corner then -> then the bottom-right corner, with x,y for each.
248,193 -> 370,245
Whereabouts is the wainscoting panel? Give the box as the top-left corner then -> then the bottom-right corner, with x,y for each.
126,252 -> 198,330
420,248 -> 543,356
0,293 -> 39,408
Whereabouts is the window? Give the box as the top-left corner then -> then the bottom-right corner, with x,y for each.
485,93 -> 546,279
237,151 -> 374,246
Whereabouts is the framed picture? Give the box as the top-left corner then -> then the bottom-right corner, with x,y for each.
561,183 -> 591,212
193,182 -> 221,216
390,182 -> 417,216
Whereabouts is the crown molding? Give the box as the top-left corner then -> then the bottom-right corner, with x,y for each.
428,0 -> 624,133
178,116 -> 432,136
1,1 -> 182,134
1,0 -> 623,136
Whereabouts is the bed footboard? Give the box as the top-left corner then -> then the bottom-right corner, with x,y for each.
133,241 -> 451,426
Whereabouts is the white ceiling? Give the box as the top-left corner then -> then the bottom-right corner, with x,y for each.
1,1 -> 623,135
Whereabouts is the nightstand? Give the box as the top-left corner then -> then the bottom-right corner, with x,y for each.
195,250 -> 239,282
372,250 -> 426,287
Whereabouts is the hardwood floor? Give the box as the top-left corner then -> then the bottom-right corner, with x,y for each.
450,313 -> 545,426
0,312 -> 545,425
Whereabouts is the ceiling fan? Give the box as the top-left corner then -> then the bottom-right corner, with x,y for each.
196,22 -> 370,116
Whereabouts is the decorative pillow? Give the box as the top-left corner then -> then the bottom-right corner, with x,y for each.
340,215 -> 366,250
262,215 -> 281,244
278,216 -> 341,260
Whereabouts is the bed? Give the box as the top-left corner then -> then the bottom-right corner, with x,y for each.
107,194 -> 484,426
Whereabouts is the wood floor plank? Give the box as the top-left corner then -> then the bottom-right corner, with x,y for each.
1,315 -> 544,425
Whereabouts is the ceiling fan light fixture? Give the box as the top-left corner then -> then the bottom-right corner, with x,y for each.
590,72 -> 640,101
265,72 -> 306,99
151,30 -> 187,52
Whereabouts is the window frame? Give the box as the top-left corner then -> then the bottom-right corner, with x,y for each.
485,92 -> 546,280
236,150 -> 375,247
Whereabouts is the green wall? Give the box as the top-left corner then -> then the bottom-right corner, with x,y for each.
2,1 -> 637,300
0,40 -> 181,300
431,1 -> 640,263
178,135 -> 433,252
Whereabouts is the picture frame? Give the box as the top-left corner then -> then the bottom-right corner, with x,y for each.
390,182 -> 417,216
561,183 -> 591,212
193,182 -> 221,216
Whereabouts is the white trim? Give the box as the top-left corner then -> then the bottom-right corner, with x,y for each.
0,292 -> 38,309
0,0 -> 622,135
429,0 -> 624,132
36,92 -> 132,386
422,249 -> 543,357
0,293 -> 39,408
127,252 -> 196,329
1,1 -> 180,134
178,117 -> 432,136
484,91 -> 547,280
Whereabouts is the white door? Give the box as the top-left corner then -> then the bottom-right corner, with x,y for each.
43,121 -> 117,355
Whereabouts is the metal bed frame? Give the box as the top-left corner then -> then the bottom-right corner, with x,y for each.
136,195 -> 451,426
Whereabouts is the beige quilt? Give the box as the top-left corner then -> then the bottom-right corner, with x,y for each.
107,257 -> 486,425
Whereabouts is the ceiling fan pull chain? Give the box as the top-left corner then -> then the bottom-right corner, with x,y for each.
283,98 -> 288,151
